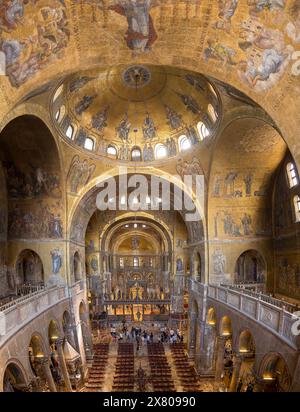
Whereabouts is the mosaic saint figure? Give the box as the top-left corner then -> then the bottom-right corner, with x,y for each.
91,106 -> 109,133
51,249 -> 62,274
75,95 -> 97,116
165,105 -> 183,130
116,113 -> 131,141
143,112 -> 156,140
109,0 -> 158,53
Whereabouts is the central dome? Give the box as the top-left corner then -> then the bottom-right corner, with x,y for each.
52,65 -> 221,162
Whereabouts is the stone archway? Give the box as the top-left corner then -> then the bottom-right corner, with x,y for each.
16,249 -> 44,286
235,250 -> 266,284
215,316 -> 233,385
3,362 -> 27,392
28,334 -> 57,392
258,353 -> 292,392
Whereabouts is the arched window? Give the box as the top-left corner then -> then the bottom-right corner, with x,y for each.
179,135 -> 191,152
66,124 -> 74,139
209,83 -> 218,99
131,147 -> 142,161
53,84 -> 64,102
287,162 -> 298,188
155,144 -> 168,159
84,137 -> 95,151
197,121 -> 210,140
294,195 -> 300,222
55,105 -> 65,123
107,145 -> 117,158
208,104 -> 218,123
55,108 -> 61,121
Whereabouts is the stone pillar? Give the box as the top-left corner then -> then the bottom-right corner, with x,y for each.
56,339 -> 72,392
65,323 -> 78,351
37,357 -> 57,392
187,311 -> 197,358
163,253 -> 169,272
162,271 -> 170,294
229,354 -> 243,392
80,311 -> 93,360
104,272 -> 111,295
215,336 -> 227,381
197,323 -> 216,376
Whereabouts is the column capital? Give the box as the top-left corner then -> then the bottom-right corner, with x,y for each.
35,356 -> 49,366
55,338 -> 65,347
233,353 -> 243,365
218,334 -> 229,343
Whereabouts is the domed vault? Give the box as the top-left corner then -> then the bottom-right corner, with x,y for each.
52,65 -> 221,162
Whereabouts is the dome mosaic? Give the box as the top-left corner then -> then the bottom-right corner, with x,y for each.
52,65 -> 221,162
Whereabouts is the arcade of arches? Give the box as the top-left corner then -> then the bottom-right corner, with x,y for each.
1,0 -> 300,393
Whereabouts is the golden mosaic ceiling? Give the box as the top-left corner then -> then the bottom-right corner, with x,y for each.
52,65 -> 221,161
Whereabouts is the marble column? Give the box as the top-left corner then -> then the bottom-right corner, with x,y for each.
37,357 -> 57,392
229,354 -> 243,392
215,336 -> 227,381
56,339 -> 72,392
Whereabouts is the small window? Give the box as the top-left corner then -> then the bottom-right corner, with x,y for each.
107,145 -> 117,158
208,104 -> 218,123
55,105 -> 65,123
66,124 -> 74,139
287,162 -> 298,188
119,258 -> 124,268
197,121 -> 210,140
133,257 -> 139,267
149,258 -> 153,267
55,108 -> 61,121
53,84 -> 64,102
84,137 -> 95,151
179,135 -> 191,152
294,195 -> 300,222
132,147 -> 142,161
209,84 -> 218,99
155,144 -> 168,159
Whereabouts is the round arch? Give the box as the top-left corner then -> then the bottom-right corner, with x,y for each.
259,352 -> 291,392
48,319 -> 61,343
234,250 -> 266,284
15,249 -> 44,286
2,361 -> 28,392
206,307 -> 217,326
219,316 -> 232,337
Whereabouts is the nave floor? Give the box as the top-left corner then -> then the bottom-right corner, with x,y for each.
82,338 -> 215,392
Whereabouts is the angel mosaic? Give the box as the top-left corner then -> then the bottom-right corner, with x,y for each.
68,155 -> 96,194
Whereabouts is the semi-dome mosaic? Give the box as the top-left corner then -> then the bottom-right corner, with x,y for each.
52,65 -> 221,162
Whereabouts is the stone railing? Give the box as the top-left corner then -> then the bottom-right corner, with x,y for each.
208,284 -> 299,350
0,285 -> 68,348
228,282 -> 265,293
70,280 -> 86,296
223,285 -> 298,313
104,297 -> 171,305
